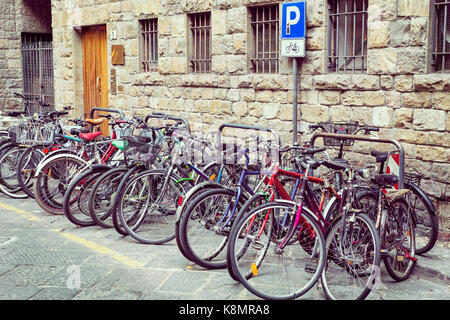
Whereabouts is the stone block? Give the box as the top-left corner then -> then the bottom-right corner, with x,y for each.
314,74 -> 352,90
319,90 -> 340,105
342,91 -> 364,106
394,75 -> 413,92
433,92 -> 450,111
414,75 -> 449,92
300,105 -> 328,123
263,103 -> 280,119
367,48 -> 397,74
413,109 -> 447,131
368,21 -> 390,48
398,0 -> 429,17
401,92 -> 432,108
352,74 -> 380,91
372,107 -> 393,127
397,47 -> 427,74
211,10 -> 227,35
363,91 -> 385,106
394,108 -> 413,128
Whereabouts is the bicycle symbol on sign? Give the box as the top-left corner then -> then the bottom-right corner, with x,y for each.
285,42 -> 299,53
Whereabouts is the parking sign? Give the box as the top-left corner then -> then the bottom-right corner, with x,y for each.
281,1 -> 306,57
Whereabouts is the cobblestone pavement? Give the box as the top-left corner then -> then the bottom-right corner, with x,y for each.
0,193 -> 449,302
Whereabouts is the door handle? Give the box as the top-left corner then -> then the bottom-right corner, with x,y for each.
96,77 -> 101,92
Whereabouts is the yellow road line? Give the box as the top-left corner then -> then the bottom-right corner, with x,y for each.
51,229 -> 146,269
0,201 -> 42,222
0,200 -> 145,269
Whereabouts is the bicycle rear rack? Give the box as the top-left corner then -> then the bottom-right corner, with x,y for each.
309,133 -> 405,189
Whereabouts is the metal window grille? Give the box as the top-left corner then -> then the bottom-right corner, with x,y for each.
328,0 -> 368,73
433,0 -> 450,72
189,12 -> 211,73
21,33 -> 54,113
140,19 -> 158,72
250,5 -> 279,74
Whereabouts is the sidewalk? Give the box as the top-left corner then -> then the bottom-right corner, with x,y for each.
413,241 -> 450,285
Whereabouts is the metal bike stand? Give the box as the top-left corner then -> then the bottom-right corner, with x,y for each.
309,132 -> 406,189
217,123 -> 281,167
89,107 -> 126,132
144,112 -> 191,134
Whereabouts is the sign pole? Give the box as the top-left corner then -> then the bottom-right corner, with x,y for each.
292,58 -> 298,145
280,1 -> 306,146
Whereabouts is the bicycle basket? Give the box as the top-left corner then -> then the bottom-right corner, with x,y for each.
123,136 -> 161,166
321,121 -> 359,146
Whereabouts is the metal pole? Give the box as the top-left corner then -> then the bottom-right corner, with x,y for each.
293,57 -> 298,145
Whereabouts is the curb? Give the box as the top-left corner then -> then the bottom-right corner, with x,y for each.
412,241 -> 450,285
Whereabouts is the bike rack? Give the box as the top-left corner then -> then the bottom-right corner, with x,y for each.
217,123 -> 281,166
89,107 -> 126,132
309,132 -> 406,189
144,112 -> 191,134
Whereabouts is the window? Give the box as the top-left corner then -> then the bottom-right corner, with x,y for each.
189,12 -> 211,73
328,0 -> 368,73
21,33 -> 54,113
432,0 -> 450,72
139,18 -> 158,72
249,4 -> 279,73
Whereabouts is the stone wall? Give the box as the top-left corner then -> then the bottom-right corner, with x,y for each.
50,0 -> 450,236
0,0 -> 51,120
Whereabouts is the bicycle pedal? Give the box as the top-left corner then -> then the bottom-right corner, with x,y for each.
305,259 -> 318,274
252,239 -> 264,250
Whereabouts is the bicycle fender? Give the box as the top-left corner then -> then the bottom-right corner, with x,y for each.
90,164 -> 112,171
34,153 -> 88,178
174,181 -> 223,223
405,181 -> 436,214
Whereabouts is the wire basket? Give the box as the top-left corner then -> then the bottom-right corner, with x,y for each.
123,136 -> 161,166
321,121 -> 359,146
9,122 -> 55,145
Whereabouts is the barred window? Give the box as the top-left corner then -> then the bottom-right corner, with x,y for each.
249,4 -> 279,73
139,19 -> 158,72
432,0 -> 450,72
21,33 -> 54,113
328,0 -> 368,73
189,12 -> 211,73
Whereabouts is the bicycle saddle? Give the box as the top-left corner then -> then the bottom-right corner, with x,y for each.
85,118 -> 106,125
370,150 -> 388,163
371,173 -> 398,187
69,128 -> 89,136
79,131 -> 103,141
6,111 -> 26,117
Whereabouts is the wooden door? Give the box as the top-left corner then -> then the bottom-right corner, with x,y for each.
82,25 -> 108,135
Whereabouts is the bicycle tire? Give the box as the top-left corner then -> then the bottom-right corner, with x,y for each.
0,145 -> 29,198
178,187 -> 247,269
382,198 -> 416,282
33,155 -> 88,215
321,212 -> 381,300
16,144 -> 46,198
111,165 -> 147,235
226,193 -> 267,281
405,182 -> 438,255
116,169 -> 187,245
228,201 -> 326,300
88,166 -> 129,228
63,166 -> 111,227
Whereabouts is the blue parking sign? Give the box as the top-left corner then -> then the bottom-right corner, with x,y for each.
281,1 -> 306,39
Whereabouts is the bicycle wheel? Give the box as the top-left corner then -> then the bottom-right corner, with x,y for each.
178,187 -> 246,269
16,144 -> 46,198
226,193 -> 268,281
321,212 -> 381,300
111,165 -> 147,236
33,155 -> 88,215
228,201 -> 326,300
382,198 -> 416,282
117,169 -> 187,245
64,166 -> 111,227
0,145 -> 29,198
406,183 -> 438,255
88,166 -> 129,228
